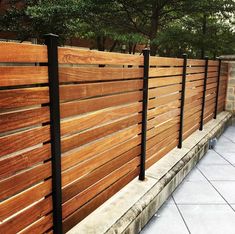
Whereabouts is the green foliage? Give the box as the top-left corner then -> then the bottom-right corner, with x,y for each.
0,0 -> 81,43
0,0 -> 234,57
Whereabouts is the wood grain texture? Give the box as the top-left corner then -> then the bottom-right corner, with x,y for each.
149,56 -> 184,66
208,66 -> 219,72
146,139 -> 178,169
0,87 -> 49,109
58,47 -> 143,65
61,103 -> 142,136
0,42 -> 47,63
147,117 -> 180,140
0,144 -> 51,180
207,71 -> 218,78
61,114 -> 141,154
184,104 -> 202,119
60,80 -> 142,101
62,136 -> 141,202
60,91 -> 142,118
185,87 -> 204,98
148,93 -> 181,109
184,111 -> 201,128
187,59 -> 205,66
62,168 -> 139,233
62,157 -> 139,219
149,76 -> 182,88
0,66 -> 48,87
183,123 -> 200,140
149,84 -> 181,99
62,152 -> 139,209
149,67 -> 183,77
147,132 -> 178,159
208,60 -> 219,66
0,179 -> 51,221
148,109 -> 180,130
186,73 -> 205,81
185,92 -> 203,104
207,77 -> 217,84
20,213 -> 53,234
0,107 -> 50,133
147,100 -> 180,119
62,125 -> 141,171
0,196 -> 52,234
147,125 -> 179,150
0,161 -> 51,200
185,99 -> 202,112
0,126 -> 50,158
187,67 -> 205,74
59,67 -> 143,82
186,79 -> 204,88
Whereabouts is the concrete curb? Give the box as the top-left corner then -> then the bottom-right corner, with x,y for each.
68,111 -> 232,234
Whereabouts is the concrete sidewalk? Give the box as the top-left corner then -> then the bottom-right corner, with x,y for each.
141,126 -> 235,234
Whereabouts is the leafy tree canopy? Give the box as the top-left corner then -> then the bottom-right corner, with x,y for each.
0,0 -> 234,58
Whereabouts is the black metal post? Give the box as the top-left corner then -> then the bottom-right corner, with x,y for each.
44,34 -> 62,234
214,59 -> 222,119
139,49 -> 150,181
178,54 -> 187,149
199,56 -> 209,131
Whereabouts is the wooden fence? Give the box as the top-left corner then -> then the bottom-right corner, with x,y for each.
0,35 -> 228,234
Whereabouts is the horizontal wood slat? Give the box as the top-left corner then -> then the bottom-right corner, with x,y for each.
0,126 -> 50,158
59,67 -> 143,82
147,117 -> 180,140
0,42 -> 47,63
20,214 -> 53,234
187,67 -> 205,74
0,107 -> 50,133
147,132 -> 178,159
0,161 -> 51,201
208,60 -> 219,66
187,59 -> 205,66
0,66 -> 48,87
147,124 -> 179,150
146,139 -> 178,169
62,157 -> 139,219
60,91 -> 142,118
62,136 -> 141,202
149,56 -> 184,66
149,76 -> 182,88
63,168 -> 139,232
58,47 -> 143,65
0,144 -> 51,180
61,103 -> 142,136
149,67 -> 183,77
148,109 -> 180,130
187,73 -> 205,81
0,196 -> 52,234
0,179 -> 52,221
62,125 -> 141,171
0,87 -> 49,109
147,100 -> 180,119
149,84 -> 181,99
61,114 -> 141,154
60,80 -> 142,101
149,93 -> 181,109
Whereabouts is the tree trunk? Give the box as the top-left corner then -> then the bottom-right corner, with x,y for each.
109,40 -> 117,52
96,36 -> 106,51
149,4 -> 159,56
132,43 -> 137,54
128,42 -> 133,54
